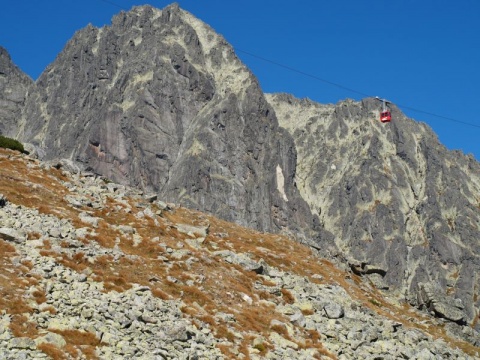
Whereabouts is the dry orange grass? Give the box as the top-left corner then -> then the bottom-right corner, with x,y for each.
37,343 -> 68,360
47,329 -> 102,360
0,239 -> 42,339
49,329 -> 102,347
0,150 -> 479,358
9,315 -> 39,338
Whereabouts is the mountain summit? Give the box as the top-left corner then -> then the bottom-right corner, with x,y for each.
2,2 -> 480,340
14,4 -> 329,247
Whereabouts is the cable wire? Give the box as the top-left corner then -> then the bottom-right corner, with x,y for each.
393,103 -> 480,129
236,48 -> 480,129
96,0 -> 126,9
235,48 -> 370,98
94,0 -> 479,129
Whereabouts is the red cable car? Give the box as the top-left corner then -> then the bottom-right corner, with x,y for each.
380,110 -> 392,123
376,97 -> 392,123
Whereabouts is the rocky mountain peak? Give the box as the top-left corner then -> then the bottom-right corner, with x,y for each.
267,93 -> 480,327
15,3 -> 328,249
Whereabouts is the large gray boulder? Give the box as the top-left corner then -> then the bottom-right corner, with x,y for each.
417,282 -> 466,324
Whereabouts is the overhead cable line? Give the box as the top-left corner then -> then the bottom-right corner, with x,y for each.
391,103 -> 480,129
236,49 -> 480,130
93,0 -> 480,129
235,48 -> 370,98
96,0 -> 126,9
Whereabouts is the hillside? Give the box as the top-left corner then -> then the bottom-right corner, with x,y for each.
1,148 -> 479,359
1,2 -> 480,355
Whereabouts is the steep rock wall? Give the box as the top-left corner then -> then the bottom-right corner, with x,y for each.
267,93 -> 480,326
16,5 -> 331,246
0,47 -> 33,137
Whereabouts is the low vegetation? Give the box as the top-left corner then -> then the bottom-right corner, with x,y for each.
0,148 -> 479,358
0,135 -> 27,154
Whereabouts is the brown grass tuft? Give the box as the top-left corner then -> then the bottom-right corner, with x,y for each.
180,285 -> 213,307
32,289 -> 47,304
280,288 -> 295,304
37,343 -> 68,360
215,325 -> 236,342
301,308 -> 315,316
199,314 -> 216,327
271,323 -> 291,340
152,288 -> 170,300
27,231 -> 42,240
49,329 -> 102,347
9,315 -> 39,338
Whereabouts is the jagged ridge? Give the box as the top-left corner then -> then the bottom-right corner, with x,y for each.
0,46 -> 33,137
13,4 -> 329,249
1,1 -> 479,343
267,93 -> 480,327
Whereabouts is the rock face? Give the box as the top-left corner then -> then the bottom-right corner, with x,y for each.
0,46 -> 33,137
4,2 -> 480,331
266,93 -> 480,326
15,4 -> 328,246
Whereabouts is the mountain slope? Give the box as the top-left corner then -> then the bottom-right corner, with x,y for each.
267,93 -> 480,327
4,1 -> 480,337
15,4 -> 329,247
0,148 -> 479,359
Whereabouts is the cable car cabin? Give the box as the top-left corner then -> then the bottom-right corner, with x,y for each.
380,110 -> 392,123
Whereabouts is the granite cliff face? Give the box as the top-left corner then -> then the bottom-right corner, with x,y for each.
3,2 -> 480,336
15,4 -> 326,245
266,93 -> 480,327
0,47 -> 33,137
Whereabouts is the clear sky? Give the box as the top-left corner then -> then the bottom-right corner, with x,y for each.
1,0 -> 479,159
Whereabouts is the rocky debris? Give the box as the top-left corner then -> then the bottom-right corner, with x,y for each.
0,176 -> 220,358
252,268 -> 476,359
267,93 -> 480,328
214,250 -> 265,274
417,283 -> 466,324
0,227 -> 26,243
0,153 -> 478,358
46,158 -> 83,175
176,223 -> 209,238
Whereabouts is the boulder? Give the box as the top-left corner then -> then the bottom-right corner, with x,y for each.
417,283 -> 466,324
0,193 -> 6,207
323,302 -> 344,319
0,227 -> 26,243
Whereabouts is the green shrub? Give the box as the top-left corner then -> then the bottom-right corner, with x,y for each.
0,135 -> 26,153
368,298 -> 382,307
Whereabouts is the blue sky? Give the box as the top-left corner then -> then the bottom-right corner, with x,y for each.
1,0 -> 479,159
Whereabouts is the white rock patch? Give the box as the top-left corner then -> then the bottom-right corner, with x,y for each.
276,165 -> 288,202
